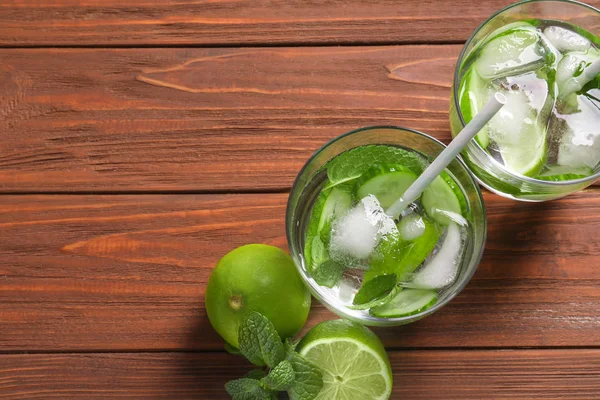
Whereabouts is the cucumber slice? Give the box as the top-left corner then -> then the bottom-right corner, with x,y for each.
421,174 -> 464,226
356,165 -> 417,209
369,289 -> 438,318
317,187 -> 353,232
459,65 -> 490,148
304,187 -> 352,272
475,25 -> 545,80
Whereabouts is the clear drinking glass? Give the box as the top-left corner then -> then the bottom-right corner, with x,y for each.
449,0 -> 600,201
286,126 -> 486,326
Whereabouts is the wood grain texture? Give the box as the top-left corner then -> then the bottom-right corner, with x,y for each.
2,46 -> 598,192
1,0 -> 599,46
0,46 -> 460,192
0,350 -> 599,399
0,190 -> 598,352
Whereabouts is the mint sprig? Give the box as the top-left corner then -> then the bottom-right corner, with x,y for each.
225,378 -> 273,400
225,312 -> 324,400
239,311 -> 285,368
285,345 -> 323,400
312,259 -> 344,288
262,359 -> 295,391
352,274 -> 398,309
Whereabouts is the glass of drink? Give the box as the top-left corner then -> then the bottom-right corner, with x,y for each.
286,126 -> 486,326
450,0 -> 600,201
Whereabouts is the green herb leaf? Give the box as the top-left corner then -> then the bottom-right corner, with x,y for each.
326,145 -> 426,186
262,359 -> 295,391
238,312 -> 285,368
352,274 -> 398,306
312,259 -> 344,288
225,342 -> 242,355
348,286 -> 402,310
225,378 -> 273,400
310,236 -> 328,267
245,369 -> 267,380
284,338 -> 299,353
285,347 -> 323,400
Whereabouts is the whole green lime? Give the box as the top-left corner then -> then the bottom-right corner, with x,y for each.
205,244 -> 311,348
297,319 -> 393,400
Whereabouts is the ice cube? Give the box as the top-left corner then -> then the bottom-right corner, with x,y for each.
543,26 -> 591,53
485,73 -> 551,175
330,195 -> 396,265
476,26 -> 547,79
397,213 -> 425,241
488,88 -> 536,146
556,95 -> 600,169
334,273 -> 361,305
556,51 -> 600,98
410,223 -> 464,289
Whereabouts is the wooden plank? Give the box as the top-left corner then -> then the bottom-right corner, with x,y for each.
0,190 -> 599,352
0,349 -> 598,399
2,46 -> 598,192
1,1 -> 599,46
0,45 -> 457,191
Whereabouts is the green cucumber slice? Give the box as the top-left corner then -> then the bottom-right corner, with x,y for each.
421,174 -> 464,226
475,25 -> 545,80
317,187 -> 353,232
356,165 -> 417,209
369,289 -> 438,318
304,186 -> 352,273
459,65 -> 490,148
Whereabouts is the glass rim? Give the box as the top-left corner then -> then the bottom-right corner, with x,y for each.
285,125 -> 487,325
452,0 -> 600,187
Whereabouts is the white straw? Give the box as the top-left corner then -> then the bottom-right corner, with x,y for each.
386,92 -> 507,218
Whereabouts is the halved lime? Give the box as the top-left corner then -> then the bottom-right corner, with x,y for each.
297,320 -> 392,400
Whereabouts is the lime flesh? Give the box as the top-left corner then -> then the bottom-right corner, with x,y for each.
298,320 -> 392,400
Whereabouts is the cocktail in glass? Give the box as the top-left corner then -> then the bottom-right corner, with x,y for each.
450,0 -> 600,201
286,127 -> 486,326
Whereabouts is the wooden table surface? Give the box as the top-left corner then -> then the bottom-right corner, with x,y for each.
1,1 -> 600,399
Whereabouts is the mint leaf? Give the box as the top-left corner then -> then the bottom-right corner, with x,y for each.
225,378 -> 273,400
239,312 -> 285,368
285,347 -> 323,400
326,145 -> 426,186
311,236 -> 328,267
284,338 -> 299,353
262,359 -> 295,391
352,274 -> 397,307
245,369 -> 266,380
312,259 -> 344,288
349,286 -> 401,310
225,342 -> 242,355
